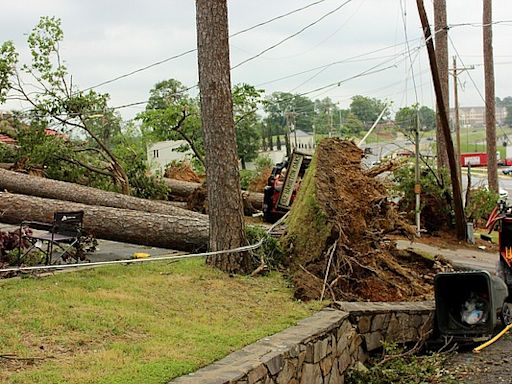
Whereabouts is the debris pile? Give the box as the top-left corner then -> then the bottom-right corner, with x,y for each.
164,161 -> 202,183
282,138 -> 451,302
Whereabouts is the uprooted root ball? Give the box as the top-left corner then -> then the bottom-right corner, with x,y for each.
281,138 -> 451,302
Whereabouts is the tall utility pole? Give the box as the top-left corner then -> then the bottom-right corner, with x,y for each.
416,0 -> 466,240
434,0 -> 449,170
284,111 -> 296,156
450,56 -> 474,183
415,110 -> 421,237
484,0 -> 498,193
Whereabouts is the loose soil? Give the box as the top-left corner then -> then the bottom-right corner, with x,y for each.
283,138 -> 452,302
247,167 -> 272,193
164,161 -> 202,183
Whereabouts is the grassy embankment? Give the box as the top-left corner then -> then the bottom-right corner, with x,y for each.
0,259 -> 321,384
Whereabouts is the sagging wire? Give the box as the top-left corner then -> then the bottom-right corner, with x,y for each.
0,212 -> 290,274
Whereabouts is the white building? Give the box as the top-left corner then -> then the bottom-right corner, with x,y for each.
147,140 -> 194,174
289,129 -> 315,152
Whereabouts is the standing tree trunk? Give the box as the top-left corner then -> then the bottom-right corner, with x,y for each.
484,0 -> 498,193
417,0 -> 466,240
196,0 -> 251,274
434,0 -> 449,170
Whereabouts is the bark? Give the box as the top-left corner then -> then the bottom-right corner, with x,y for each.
434,0 -> 449,170
0,192 -> 208,251
484,0 -> 498,193
163,178 -> 264,211
196,0 -> 251,273
0,168 -> 206,220
417,0 -> 466,240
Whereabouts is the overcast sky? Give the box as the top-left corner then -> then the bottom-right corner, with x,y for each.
2,0 -> 512,120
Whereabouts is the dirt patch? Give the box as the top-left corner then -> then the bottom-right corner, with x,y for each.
247,167 -> 272,193
283,138 -> 452,302
164,162 -> 202,183
187,183 -> 207,213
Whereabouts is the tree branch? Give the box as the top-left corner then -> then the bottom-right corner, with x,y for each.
57,156 -> 113,177
169,110 -> 205,167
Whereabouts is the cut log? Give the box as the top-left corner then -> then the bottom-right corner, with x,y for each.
164,178 -> 264,210
0,163 -> 13,170
0,168 -> 206,220
0,192 -> 209,251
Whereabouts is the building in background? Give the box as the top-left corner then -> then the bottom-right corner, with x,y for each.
147,140 -> 194,174
449,106 -> 507,128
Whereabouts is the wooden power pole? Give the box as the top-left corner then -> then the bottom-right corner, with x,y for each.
483,0 -> 498,193
434,0 -> 449,170
450,56 -> 474,183
416,0 -> 466,240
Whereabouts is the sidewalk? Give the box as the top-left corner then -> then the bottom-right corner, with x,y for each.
395,239 -> 497,272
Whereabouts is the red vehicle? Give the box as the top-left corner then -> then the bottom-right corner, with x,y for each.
262,151 -> 311,223
460,152 -> 488,167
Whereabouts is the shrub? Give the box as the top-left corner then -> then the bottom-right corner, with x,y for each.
465,187 -> 499,227
245,225 -> 284,270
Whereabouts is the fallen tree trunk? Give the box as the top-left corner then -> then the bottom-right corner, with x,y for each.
164,178 -> 264,210
0,192 -> 209,251
0,168 -> 206,220
0,163 -> 13,170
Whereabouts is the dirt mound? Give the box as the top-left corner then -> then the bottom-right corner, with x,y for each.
187,183 -> 208,213
247,167 -> 272,193
164,162 -> 201,183
282,138 -> 452,302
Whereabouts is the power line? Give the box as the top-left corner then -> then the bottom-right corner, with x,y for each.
82,0 -> 332,92
448,35 -> 510,144
231,0 -> 355,70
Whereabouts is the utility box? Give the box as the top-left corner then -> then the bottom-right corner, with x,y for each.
434,270 -> 508,341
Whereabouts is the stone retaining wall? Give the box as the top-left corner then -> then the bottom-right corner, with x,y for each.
170,301 -> 435,384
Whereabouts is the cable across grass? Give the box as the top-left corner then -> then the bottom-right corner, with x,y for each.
0,259 -> 321,384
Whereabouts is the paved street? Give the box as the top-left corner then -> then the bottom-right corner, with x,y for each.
0,222 -> 185,266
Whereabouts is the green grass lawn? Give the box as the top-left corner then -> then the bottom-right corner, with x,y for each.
0,259 -> 321,384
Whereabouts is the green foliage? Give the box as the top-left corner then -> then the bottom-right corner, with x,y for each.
465,187 -> 499,226
350,95 -> 389,126
254,154 -> 273,171
346,343 -> 457,384
0,16 -> 132,193
395,104 -> 436,132
137,79 -> 203,149
233,83 -> 263,168
245,226 -> 284,269
239,169 -> 255,190
313,97 -> 347,135
0,41 -> 18,103
392,162 -> 453,231
343,112 -> 365,134
0,142 -> 16,162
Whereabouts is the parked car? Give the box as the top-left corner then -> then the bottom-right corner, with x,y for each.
503,168 -> 512,175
